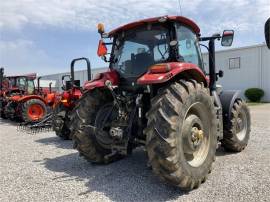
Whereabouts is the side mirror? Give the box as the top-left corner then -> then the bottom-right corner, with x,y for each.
265,18 -> 270,49
97,39 -> 108,57
97,23 -> 105,35
221,30 -> 234,46
218,70 -> 224,78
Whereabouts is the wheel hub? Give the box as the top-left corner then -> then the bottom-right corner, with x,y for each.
191,127 -> 204,145
182,114 -> 204,154
28,104 -> 44,120
235,109 -> 248,141
181,102 -> 211,168
236,117 -> 244,132
94,104 -> 118,149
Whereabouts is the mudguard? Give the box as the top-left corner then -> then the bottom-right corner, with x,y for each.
219,90 -> 243,123
9,95 -> 22,102
71,88 -> 82,99
17,95 -> 47,104
83,69 -> 119,90
83,64 -> 207,90
137,62 -> 208,86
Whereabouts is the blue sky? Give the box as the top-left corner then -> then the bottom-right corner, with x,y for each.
0,0 -> 269,75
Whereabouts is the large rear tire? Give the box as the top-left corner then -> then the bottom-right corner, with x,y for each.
221,100 -> 251,152
52,103 -> 71,140
145,80 -> 217,190
21,99 -> 47,122
71,89 -> 115,163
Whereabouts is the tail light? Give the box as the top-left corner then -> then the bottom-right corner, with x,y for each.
149,64 -> 171,74
97,40 -> 107,57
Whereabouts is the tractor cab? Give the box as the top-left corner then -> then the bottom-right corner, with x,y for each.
4,74 -> 36,96
95,16 -> 233,92
96,16 -> 204,90
111,21 -> 203,75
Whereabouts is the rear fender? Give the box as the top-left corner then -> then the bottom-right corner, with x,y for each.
9,95 -> 22,102
83,69 -> 119,91
219,90 -> 244,123
71,88 -> 82,99
137,62 -> 208,86
59,88 -> 82,108
17,95 -> 47,105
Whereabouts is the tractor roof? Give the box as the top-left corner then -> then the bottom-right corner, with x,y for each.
6,73 -> 36,80
109,15 -> 200,36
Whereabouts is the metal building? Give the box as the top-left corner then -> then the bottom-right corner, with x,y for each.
41,67 -> 107,92
42,44 -> 270,101
203,44 -> 270,101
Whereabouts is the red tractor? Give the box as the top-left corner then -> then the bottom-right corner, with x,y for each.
0,69 -> 55,122
0,67 -> 6,116
52,58 -> 91,140
69,16 -> 251,190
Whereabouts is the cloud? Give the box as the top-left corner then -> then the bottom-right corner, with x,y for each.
0,0 -> 268,34
0,0 -> 269,75
0,39 -> 53,75
0,0 -> 176,31
189,0 -> 269,36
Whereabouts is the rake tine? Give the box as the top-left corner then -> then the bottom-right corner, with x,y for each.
18,112 -> 53,134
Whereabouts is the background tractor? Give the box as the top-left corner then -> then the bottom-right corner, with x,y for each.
0,68 -> 55,122
52,57 -> 91,140
70,16 -> 251,190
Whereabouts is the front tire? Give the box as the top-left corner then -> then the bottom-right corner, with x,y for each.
52,103 -> 71,140
222,100 -> 251,152
145,80 -> 217,190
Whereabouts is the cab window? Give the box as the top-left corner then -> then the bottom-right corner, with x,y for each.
176,24 -> 203,69
17,77 -> 26,89
27,80 -> 35,94
112,25 -> 170,77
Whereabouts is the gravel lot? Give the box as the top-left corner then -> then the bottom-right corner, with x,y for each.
1,104 -> 270,202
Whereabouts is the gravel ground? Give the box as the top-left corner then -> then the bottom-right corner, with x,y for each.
0,104 -> 270,202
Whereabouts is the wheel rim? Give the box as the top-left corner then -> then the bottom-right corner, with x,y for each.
94,104 -> 116,149
27,104 -> 45,121
181,102 -> 211,167
235,108 -> 248,141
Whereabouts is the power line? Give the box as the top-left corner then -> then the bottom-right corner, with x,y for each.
178,0 -> 183,16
